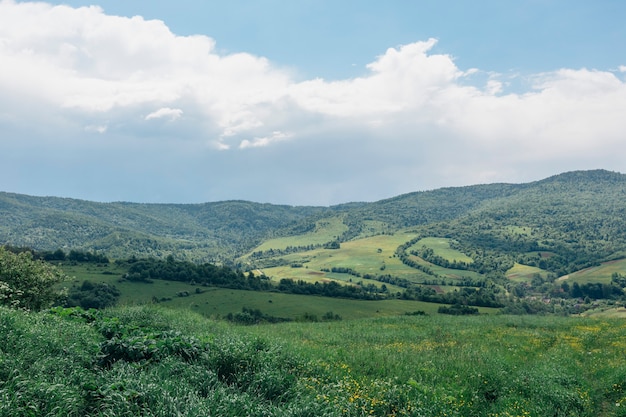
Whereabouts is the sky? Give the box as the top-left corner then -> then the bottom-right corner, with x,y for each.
1,1 -> 625,206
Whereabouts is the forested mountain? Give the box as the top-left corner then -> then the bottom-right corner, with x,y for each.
1,170 -> 625,269
0,195 -> 327,261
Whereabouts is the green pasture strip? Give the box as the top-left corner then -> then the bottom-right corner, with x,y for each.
59,262 -> 126,282
413,237 -> 474,263
506,262 -> 550,282
563,258 -> 626,284
158,287 -> 482,319
255,231 -> 425,280
406,254 -> 484,281
260,265 -> 406,292
246,216 -> 348,253
583,306 -> 626,318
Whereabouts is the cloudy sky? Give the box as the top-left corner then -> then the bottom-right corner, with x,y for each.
1,0 -> 625,206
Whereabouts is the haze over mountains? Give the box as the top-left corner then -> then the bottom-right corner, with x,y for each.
1,169 -> 625,269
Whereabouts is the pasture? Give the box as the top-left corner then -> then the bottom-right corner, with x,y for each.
245,216 -> 348,253
562,258 -> 626,284
413,237 -> 474,263
506,262 -> 550,282
257,231 -> 425,284
57,262 -> 496,320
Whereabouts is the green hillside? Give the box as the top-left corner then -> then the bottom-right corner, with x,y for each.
3,169 -> 626,314
0,195 -> 327,262
4,171 -> 626,415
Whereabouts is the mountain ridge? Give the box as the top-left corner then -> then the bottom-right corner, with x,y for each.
1,169 -> 625,264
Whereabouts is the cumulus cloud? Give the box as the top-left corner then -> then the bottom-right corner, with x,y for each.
1,0 -> 625,205
239,131 -> 291,149
145,107 -> 183,121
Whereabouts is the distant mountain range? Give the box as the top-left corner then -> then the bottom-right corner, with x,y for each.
2,169 -> 626,270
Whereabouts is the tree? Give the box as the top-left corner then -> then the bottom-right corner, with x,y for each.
65,281 -> 120,309
0,247 -> 68,310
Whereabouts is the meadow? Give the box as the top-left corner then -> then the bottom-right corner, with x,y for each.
563,258 -> 626,284
58,262 -> 497,320
2,304 -> 626,416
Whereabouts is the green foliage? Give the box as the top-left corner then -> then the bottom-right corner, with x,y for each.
5,305 -> 626,416
5,169 -> 626,314
65,280 -> 121,309
437,304 -> 480,315
0,246 -> 68,310
225,307 -> 292,325
0,193 -> 327,262
122,257 -> 271,291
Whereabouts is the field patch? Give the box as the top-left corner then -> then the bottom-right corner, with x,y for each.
561,258 -> 626,284
413,237 -> 474,263
506,263 -> 550,282
170,289 -> 484,319
253,231 -> 425,284
246,216 -> 348,253
57,261 -> 498,319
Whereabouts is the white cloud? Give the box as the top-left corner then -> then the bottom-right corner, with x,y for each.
239,131 -> 291,149
1,0 -> 626,204
145,107 -> 183,121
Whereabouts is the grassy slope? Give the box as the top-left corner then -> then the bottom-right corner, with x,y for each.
249,216 -> 348,252
562,258 -> 626,284
250,231 -> 429,285
2,305 -> 626,416
415,237 -> 474,263
506,263 -> 550,282
59,262 -> 495,320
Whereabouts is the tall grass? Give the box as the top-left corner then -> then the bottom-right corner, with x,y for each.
1,305 -> 625,416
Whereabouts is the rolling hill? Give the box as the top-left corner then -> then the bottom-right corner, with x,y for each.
2,169 -> 626,282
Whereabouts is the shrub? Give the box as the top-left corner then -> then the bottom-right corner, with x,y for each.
0,246 -> 68,310
65,281 -> 121,309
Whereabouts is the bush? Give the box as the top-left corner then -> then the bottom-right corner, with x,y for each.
0,246 -> 68,310
438,304 -> 479,315
65,281 -> 121,309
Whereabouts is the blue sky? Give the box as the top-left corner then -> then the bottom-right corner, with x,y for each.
1,0 -> 626,205
35,0 -> 626,80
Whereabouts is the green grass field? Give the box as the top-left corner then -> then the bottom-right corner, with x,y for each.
413,237 -> 474,263
4,304 -> 626,416
561,258 -> 626,284
245,216 -> 348,254
57,262 -> 497,320
506,262 -> 550,282
256,231 -> 425,284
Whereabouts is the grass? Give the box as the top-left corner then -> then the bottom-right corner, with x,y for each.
413,237 -> 474,263
56,262 -> 497,320
563,258 -> 626,284
161,288 -> 498,319
245,216 -> 348,254
257,231 -> 430,284
506,262 -> 550,283
2,305 -> 626,416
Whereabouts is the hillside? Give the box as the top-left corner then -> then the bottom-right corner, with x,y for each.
2,170 -> 626,278
0,195 -> 328,262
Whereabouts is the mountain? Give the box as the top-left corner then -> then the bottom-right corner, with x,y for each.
0,195 -> 327,261
2,170 -> 626,271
